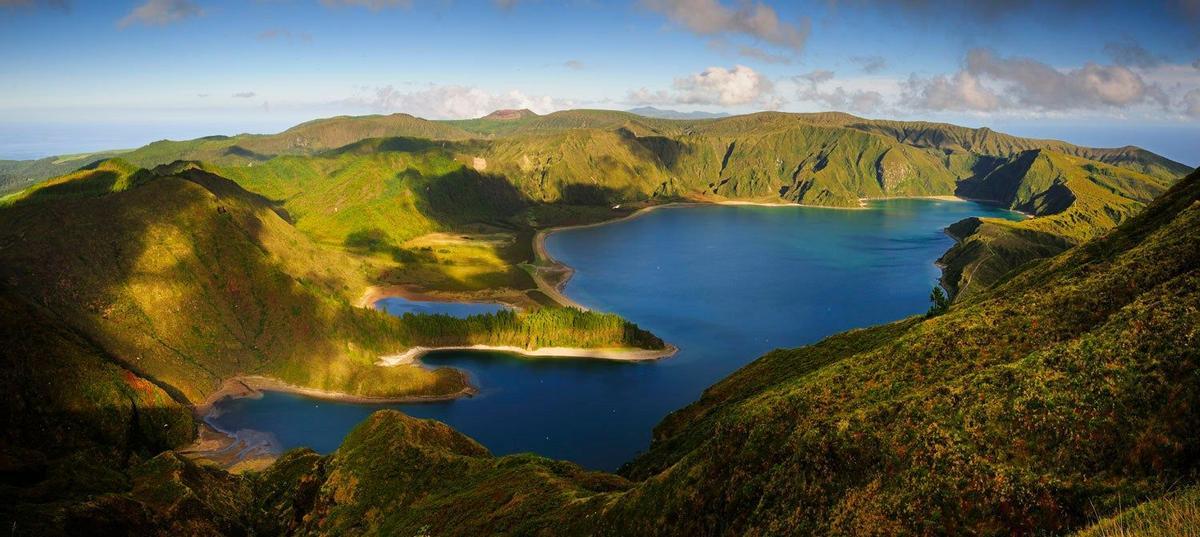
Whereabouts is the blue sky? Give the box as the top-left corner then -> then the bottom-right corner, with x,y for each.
1,0 -> 1198,164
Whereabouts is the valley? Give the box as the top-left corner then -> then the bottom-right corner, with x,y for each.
0,108 -> 1195,535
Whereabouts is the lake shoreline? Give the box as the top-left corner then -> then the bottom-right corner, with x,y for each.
185,375 -> 478,470
529,198 -> 874,310
196,375 -> 478,416
377,343 -> 680,366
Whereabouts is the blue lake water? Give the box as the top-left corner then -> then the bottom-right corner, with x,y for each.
374,297 -> 506,317
208,199 -> 1022,470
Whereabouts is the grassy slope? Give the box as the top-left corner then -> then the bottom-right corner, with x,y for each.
47,162 -> 1197,536
210,143 -> 536,293
0,158 -> 664,404
939,151 -> 1176,298
2,114 -> 1183,303
7,110 -> 1187,210
599,166 -> 1200,535
0,159 -> 469,403
1074,486 -> 1200,537
266,165 -> 1199,535
0,286 -> 205,535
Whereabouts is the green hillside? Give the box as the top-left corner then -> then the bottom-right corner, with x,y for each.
6,163 -> 1193,536
7,111 -> 1187,209
0,160 -> 659,404
939,149 -> 1173,298
5,110 -> 1182,301
303,162 -> 1200,535
1074,485 -> 1200,537
0,159 -> 469,403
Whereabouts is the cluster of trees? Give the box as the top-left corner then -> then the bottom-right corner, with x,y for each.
397,307 -> 665,350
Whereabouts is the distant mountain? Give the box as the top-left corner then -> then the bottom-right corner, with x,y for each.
3,109 -> 1190,301
10,164 -> 1196,535
627,106 -> 729,119
481,108 -> 538,121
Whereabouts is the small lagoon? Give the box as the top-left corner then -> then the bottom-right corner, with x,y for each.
209,199 -> 1023,470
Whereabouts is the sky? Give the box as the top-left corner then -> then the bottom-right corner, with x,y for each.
1,0 -> 1198,164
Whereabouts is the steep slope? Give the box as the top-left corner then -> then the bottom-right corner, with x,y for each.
939,150 -> 1175,297
0,150 -> 130,195
209,143 -> 537,294
5,111 -> 1187,209
0,287 -> 232,536
46,164 -> 1197,536
1073,485 -> 1200,537
0,159 -> 469,403
603,166 -> 1200,535
846,119 -> 1190,184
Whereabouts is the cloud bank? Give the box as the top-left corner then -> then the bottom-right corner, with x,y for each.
348,84 -> 568,119
628,65 -> 779,107
905,48 -> 1171,113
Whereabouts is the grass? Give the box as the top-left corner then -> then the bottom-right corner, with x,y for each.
227,165 -> 1197,536
14,154 -> 1190,536
1076,487 -> 1200,537
0,111 -> 1193,534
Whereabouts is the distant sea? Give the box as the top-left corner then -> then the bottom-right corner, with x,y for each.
1,120 -> 1196,167
990,122 -> 1199,168
0,120 -> 298,161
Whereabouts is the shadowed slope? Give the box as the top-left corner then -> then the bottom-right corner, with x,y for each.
939,152 -> 1179,298
64,164 -> 1196,537
0,160 -> 469,403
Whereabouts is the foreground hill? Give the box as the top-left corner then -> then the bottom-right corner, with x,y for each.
254,164 -> 1196,536
0,159 -> 662,404
0,159 -> 468,403
7,162 -> 1194,535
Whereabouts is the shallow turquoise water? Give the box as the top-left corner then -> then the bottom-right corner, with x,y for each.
374,297 -> 505,317
208,199 -> 1022,470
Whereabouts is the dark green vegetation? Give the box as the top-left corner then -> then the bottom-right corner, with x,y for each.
0,150 -> 129,195
399,308 -> 664,350
0,109 -> 1193,535
7,109 -> 1185,299
0,158 -> 659,403
926,285 -> 950,317
4,156 -> 1195,535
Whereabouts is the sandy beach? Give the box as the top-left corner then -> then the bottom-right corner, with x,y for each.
377,343 -> 679,366
196,375 -> 477,416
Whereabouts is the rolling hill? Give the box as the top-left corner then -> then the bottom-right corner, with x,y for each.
8,160 -> 1194,536
3,111 -> 1188,304
0,158 -> 659,405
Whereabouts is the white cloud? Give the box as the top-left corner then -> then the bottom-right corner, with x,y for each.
1184,89 -> 1200,117
904,48 -> 1172,113
640,0 -> 809,52
628,65 -> 776,107
348,85 -> 568,119
794,70 -> 886,113
905,71 -> 1003,112
118,0 -> 201,28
